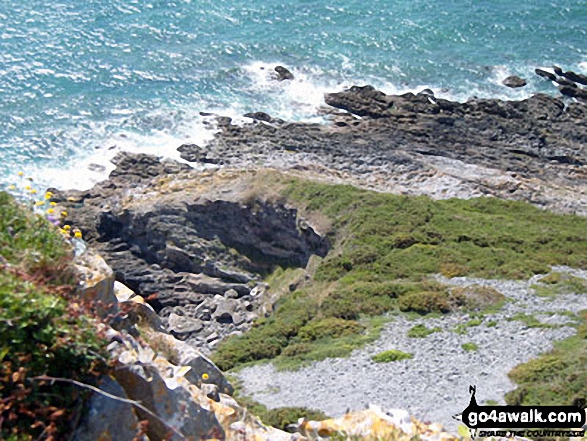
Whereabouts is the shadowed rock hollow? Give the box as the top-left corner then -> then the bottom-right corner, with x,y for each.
52,157 -> 329,351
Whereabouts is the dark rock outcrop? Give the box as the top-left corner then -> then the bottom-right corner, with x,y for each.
57,155 -> 329,349
274,65 -> 294,81
561,70 -> 587,86
535,68 -> 557,81
502,75 -> 527,88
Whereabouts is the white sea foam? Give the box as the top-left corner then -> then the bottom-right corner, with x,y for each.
26,106 -> 219,191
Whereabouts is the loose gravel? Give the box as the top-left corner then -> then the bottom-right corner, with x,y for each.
236,267 -> 587,433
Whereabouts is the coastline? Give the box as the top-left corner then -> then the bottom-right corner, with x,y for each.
35,78 -> 587,436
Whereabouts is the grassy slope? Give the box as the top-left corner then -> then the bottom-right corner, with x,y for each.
212,177 -> 587,383
505,310 -> 587,408
0,192 -> 107,440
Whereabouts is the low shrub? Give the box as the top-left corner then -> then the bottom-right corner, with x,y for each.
298,318 -> 364,342
398,290 -> 452,314
506,311 -> 587,408
372,349 -> 413,363
261,407 -> 330,431
461,342 -> 479,352
407,324 -> 441,338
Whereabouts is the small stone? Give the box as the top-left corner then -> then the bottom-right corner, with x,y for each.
224,289 -> 239,299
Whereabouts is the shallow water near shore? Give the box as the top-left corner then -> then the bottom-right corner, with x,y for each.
1,0 -> 586,190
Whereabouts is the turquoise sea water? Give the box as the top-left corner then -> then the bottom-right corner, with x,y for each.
1,0 -> 586,189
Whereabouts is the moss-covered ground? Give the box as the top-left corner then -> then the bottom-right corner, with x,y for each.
0,192 -> 108,440
212,177 -> 587,372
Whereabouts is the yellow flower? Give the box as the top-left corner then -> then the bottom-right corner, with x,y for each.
25,185 -> 32,191
31,189 -> 37,195
73,229 -> 82,239
50,201 -> 57,206
8,185 -> 16,190
63,225 -> 71,230
45,193 -> 52,200
202,373 -> 209,380
61,211 -> 68,217
17,171 -> 24,176
47,208 -> 55,214
35,201 -> 45,206
60,228 -> 69,235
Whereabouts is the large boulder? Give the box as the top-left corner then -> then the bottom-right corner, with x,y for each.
73,377 -> 142,441
502,75 -> 527,88
73,248 -> 118,320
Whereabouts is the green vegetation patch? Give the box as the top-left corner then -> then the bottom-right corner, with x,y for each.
407,324 -> 441,338
506,310 -> 587,408
454,317 -> 484,335
0,192 -> 108,439
511,313 -> 558,329
213,177 -> 587,371
532,272 -> 587,297
372,349 -> 414,363
461,342 -> 479,352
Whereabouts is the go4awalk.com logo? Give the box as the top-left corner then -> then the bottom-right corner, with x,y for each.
454,386 -> 587,439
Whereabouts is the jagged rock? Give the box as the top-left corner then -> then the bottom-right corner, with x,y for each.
553,65 -> 564,76
275,65 -> 294,81
559,85 -> 587,100
502,75 -> 527,88
73,249 -> 118,320
168,313 -> 204,335
535,68 -> 557,81
212,296 -> 240,324
186,273 -> 251,297
325,85 -> 393,118
561,70 -> 587,86
555,77 -> 578,87
177,143 -> 221,164
244,111 -> 274,122
114,364 -> 225,440
73,376 -> 142,441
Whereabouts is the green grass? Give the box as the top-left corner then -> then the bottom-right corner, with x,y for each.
505,310 -> 587,408
511,313 -> 559,329
407,324 -> 441,338
532,272 -> 587,297
454,318 -> 484,335
212,177 -> 587,371
461,342 -> 479,352
372,349 -> 414,363
0,191 -> 108,439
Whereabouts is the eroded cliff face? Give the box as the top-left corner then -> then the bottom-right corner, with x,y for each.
52,160 -> 329,352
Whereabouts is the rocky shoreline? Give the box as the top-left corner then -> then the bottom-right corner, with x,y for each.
47,75 -> 587,437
